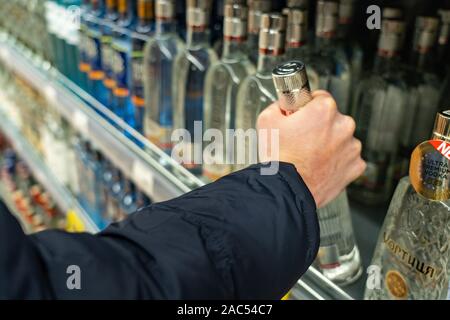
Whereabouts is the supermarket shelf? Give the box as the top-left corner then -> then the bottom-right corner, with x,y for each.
0,111 -> 98,233
0,35 -> 204,204
0,35 -> 367,300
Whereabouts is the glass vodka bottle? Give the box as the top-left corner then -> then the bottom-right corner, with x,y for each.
130,0 -> 154,134
246,0 -> 271,65
398,17 -> 442,181
234,13 -> 286,171
365,111 -> 450,300
172,0 -> 218,175
203,2 -> 255,181
337,0 -> 363,113
86,0 -> 109,104
100,0 -> 119,109
272,61 -> 362,285
304,0 -> 351,115
111,0 -> 137,127
349,19 -> 408,206
284,8 -> 309,61
61,0 -> 82,84
143,0 -> 185,154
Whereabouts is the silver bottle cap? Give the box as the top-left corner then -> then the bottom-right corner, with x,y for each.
378,20 -> 405,57
383,7 -> 403,20
438,9 -> 450,45
286,9 -> 308,47
414,16 -> 439,52
258,13 -> 287,55
272,61 -> 312,115
315,0 -> 339,38
339,0 -> 355,25
432,111 -> 450,141
248,0 -> 271,34
187,0 -> 212,28
155,0 -> 175,19
224,4 -> 248,39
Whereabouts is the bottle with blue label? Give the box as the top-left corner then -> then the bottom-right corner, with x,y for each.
100,0 -> 120,110
131,0 -> 155,134
77,0 -> 92,90
86,0 -> 109,104
111,0 -> 137,128
143,0 -> 184,154
172,0 -> 217,174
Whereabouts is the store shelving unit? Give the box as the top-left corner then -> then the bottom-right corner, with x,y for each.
0,34 -> 383,300
0,109 -> 98,233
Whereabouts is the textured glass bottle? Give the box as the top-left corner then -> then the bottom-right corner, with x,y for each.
99,0 -> 119,110
172,0 -> 218,174
399,17 -> 442,180
349,20 -> 408,206
111,0 -> 137,127
144,0 -> 184,154
246,0 -> 271,65
203,3 -> 255,181
272,61 -> 361,285
365,112 -> 450,300
304,0 -> 351,115
130,0 -> 154,133
234,13 -> 286,171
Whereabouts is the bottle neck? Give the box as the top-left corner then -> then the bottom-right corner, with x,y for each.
187,27 -> 210,47
156,18 -> 176,34
222,38 -> 247,59
257,53 -> 282,75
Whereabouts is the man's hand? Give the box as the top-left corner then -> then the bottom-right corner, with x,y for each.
257,90 -> 366,208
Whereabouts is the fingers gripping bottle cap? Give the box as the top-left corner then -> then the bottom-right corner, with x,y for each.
272,60 -> 312,115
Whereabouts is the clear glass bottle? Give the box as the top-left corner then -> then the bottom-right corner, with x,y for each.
62,0 -> 82,84
304,0 -> 351,115
234,13 -> 286,171
203,2 -> 255,181
172,0 -> 218,175
118,179 -> 137,220
284,8 -> 309,61
272,61 -> 361,285
398,17 -> 441,181
86,0 -> 109,104
107,168 -> 124,222
130,0 -> 154,134
349,19 -> 408,206
365,111 -> 450,300
143,0 -> 185,154
77,0 -> 92,91
337,0 -> 363,112
100,0 -> 119,109
246,0 -> 271,65
111,0 -> 137,127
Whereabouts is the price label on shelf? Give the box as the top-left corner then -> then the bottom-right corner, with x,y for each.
132,161 -> 154,196
65,210 -> 86,233
73,110 -> 89,137
43,85 -> 57,104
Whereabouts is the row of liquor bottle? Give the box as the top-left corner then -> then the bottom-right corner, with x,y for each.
273,61 -> 449,299
0,141 -> 67,232
0,65 -> 153,230
1,0 -> 450,206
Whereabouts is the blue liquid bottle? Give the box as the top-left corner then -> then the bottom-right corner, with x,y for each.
86,0 -> 109,104
130,0 -> 155,134
172,0 -> 217,174
143,0 -> 184,154
111,0 -> 137,128
100,0 -> 120,110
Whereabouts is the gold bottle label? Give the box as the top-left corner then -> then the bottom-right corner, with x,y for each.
409,139 -> 450,201
385,270 -> 408,300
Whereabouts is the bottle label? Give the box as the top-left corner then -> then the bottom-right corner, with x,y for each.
317,245 -> 340,269
111,40 -> 131,96
410,139 -> 450,201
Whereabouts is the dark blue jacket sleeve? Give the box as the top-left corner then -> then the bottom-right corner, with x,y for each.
0,162 -> 319,299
